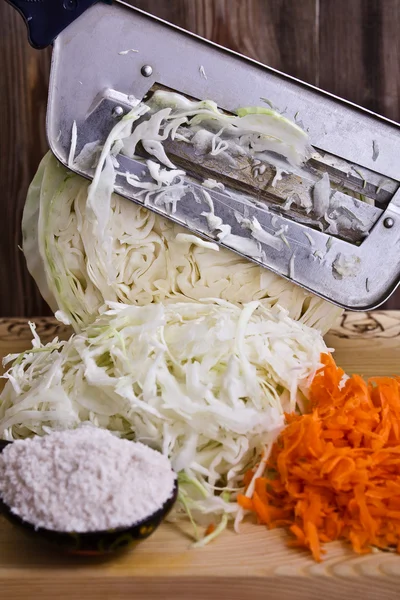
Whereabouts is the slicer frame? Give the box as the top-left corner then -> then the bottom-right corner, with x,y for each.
47,0 -> 400,310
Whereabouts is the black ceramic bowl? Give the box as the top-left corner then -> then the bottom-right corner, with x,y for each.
0,439 -> 178,555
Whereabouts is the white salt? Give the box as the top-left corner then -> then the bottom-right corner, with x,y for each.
0,427 -> 176,532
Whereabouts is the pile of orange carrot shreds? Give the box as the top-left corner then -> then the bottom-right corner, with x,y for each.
238,353 -> 400,561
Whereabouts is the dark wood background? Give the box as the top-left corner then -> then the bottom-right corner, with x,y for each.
1,0 -> 400,316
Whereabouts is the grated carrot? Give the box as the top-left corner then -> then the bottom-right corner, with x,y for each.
237,494 -> 254,511
205,523 -> 216,536
242,354 -> 400,561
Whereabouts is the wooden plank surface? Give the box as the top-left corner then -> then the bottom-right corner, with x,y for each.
0,0 -> 400,317
1,312 -> 400,599
319,0 -> 400,120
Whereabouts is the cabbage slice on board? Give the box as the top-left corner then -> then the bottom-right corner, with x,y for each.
0,300 -> 329,530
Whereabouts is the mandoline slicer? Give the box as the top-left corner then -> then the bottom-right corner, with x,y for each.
7,0 -> 400,310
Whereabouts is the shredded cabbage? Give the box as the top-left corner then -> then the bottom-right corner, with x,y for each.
22,152 -> 341,333
147,91 -> 311,167
312,172 -> 331,218
0,300 -> 328,526
332,253 -> 361,279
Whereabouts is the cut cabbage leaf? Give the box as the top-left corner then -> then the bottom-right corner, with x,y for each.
147,90 -> 311,167
22,154 -> 60,314
0,300 -> 328,524
234,106 -> 309,149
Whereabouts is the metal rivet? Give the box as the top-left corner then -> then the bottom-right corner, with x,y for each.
383,217 -> 395,229
141,65 -> 153,77
112,106 -> 124,118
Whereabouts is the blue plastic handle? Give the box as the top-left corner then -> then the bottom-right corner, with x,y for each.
6,0 -> 111,49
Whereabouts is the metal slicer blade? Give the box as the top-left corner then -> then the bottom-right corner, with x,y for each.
46,0 -> 400,310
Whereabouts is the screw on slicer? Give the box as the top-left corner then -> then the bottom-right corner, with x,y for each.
63,0 -> 78,10
141,65 -> 153,77
383,217 -> 395,229
112,106 -> 124,118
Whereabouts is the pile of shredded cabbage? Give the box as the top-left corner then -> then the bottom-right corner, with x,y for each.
0,300 -> 328,538
15,90 -> 342,539
23,151 -> 341,333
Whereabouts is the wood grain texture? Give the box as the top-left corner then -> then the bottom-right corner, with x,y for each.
0,312 -> 400,599
318,0 -> 400,309
130,0 -> 318,81
0,3 -> 52,317
0,0 -> 399,315
319,0 -> 400,120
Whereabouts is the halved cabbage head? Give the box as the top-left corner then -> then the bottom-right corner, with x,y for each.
22,152 -> 341,333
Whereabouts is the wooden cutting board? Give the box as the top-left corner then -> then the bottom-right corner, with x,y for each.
1,312 -> 400,600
